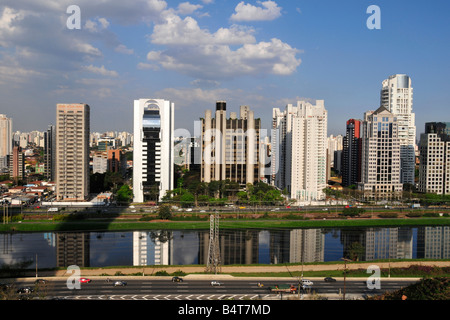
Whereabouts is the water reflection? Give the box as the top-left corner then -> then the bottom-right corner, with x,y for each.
0,226 -> 449,269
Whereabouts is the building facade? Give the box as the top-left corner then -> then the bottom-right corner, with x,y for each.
341,119 -> 362,187
200,102 -> 261,187
358,107 -> 403,200
44,125 -> 56,181
418,122 -> 450,195
55,103 -> 90,201
380,74 -> 416,185
0,114 -> 12,171
133,99 -> 174,203
271,100 -> 327,202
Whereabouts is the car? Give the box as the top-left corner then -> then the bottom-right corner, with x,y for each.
35,279 -> 48,284
79,278 -> 91,283
113,281 -> 127,286
301,279 -> 313,286
17,287 -> 33,294
172,276 -> 184,282
324,277 -> 336,282
210,281 -> 223,286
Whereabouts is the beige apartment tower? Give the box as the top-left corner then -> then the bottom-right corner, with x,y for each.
56,103 -> 90,201
358,106 -> 403,200
201,101 -> 261,186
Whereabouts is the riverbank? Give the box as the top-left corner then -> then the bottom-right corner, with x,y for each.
0,216 -> 449,232
11,260 -> 450,279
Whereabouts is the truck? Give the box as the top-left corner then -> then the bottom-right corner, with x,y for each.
47,207 -> 58,212
268,284 -> 299,294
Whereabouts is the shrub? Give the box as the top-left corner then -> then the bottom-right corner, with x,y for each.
155,270 -> 169,276
341,207 -> 365,217
378,212 -> 398,218
157,204 -> 173,220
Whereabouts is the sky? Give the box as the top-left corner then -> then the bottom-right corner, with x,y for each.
0,0 -> 449,138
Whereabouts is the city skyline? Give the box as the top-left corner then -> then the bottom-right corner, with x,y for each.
0,1 -> 449,137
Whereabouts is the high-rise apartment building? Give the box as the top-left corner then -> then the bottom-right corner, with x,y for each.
200,101 -> 261,186
133,99 -> 174,203
358,107 -> 403,200
380,74 -> 416,185
55,103 -> 90,201
418,122 -> 450,195
271,100 -> 327,202
342,119 -> 362,187
44,125 -> 56,181
0,114 -> 12,170
8,145 -> 25,182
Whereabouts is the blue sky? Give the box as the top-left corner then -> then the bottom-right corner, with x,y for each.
0,0 -> 449,138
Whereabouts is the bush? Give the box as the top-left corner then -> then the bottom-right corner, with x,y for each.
155,270 -> 169,276
406,211 -> 423,218
341,207 -> 365,217
370,277 -> 450,300
378,212 -> 398,218
157,204 -> 173,220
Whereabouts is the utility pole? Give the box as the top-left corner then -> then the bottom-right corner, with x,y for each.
206,213 -> 221,274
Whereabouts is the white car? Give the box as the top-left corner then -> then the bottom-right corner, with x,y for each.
301,279 -> 313,286
210,281 -> 222,286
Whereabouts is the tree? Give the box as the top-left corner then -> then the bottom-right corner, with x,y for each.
157,204 -> 173,220
116,184 -> 132,204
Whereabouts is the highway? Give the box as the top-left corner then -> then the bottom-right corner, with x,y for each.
9,277 -> 419,300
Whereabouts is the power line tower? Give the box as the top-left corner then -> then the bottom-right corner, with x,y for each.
206,213 -> 221,274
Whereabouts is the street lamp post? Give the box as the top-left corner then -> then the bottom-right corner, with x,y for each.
341,258 -> 352,300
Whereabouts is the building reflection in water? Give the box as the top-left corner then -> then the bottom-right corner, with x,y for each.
0,226 -> 448,269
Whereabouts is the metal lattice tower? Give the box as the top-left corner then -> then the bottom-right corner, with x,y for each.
206,213 -> 221,274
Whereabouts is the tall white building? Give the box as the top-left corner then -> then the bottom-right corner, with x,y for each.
271,100 -> 327,203
0,114 -> 12,170
418,122 -> 450,195
133,99 -> 174,203
358,106 -> 403,200
380,74 -> 416,185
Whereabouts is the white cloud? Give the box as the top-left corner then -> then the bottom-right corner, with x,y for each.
85,17 -> 110,33
115,44 -> 134,55
230,1 -> 282,22
82,65 -> 118,77
151,13 -> 256,46
177,2 -> 203,15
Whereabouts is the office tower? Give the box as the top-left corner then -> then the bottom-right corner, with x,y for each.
44,125 -> 56,181
380,74 -> 416,185
55,103 -> 90,201
133,99 -> 174,202
342,119 -> 362,187
418,122 -> 450,195
358,107 -> 403,200
0,114 -> 12,170
8,145 -> 25,182
200,101 -> 261,186
271,100 -> 327,202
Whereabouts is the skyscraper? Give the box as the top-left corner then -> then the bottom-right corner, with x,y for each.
359,107 -> 403,200
133,99 -> 174,203
200,102 -> 261,186
55,103 -> 90,201
342,119 -> 362,187
0,114 -> 12,171
380,74 -> 416,185
271,100 -> 327,202
418,122 -> 450,195
44,125 -> 56,181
